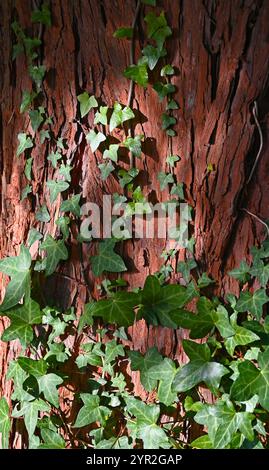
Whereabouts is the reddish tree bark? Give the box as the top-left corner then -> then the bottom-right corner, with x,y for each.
1,0 -> 269,446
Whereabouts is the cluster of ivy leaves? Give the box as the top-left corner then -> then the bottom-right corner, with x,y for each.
1,0 -> 269,451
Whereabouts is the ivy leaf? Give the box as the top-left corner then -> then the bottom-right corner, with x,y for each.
0,245 -> 31,312
0,398 -> 11,449
74,394 -> 110,428
60,194 -> 81,217
1,299 -> 42,347
235,288 -> 269,320
144,357 -> 178,405
12,399 -> 50,439
173,359 -> 228,394
182,340 -> 211,362
39,429 -> 65,449
40,129 -> 50,144
36,204 -> 50,222
161,113 -> 176,130
144,12 -> 172,50
17,133 -> 33,157
161,64 -> 175,76
191,435 -> 213,449
224,313 -> 259,356
38,374 -> 63,407
90,239 -> 127,276
197,273 -> 215,288
77,92 -> 98,118
21,184 -> 32,201
118,168 -> 139,187
86,130 -> 106,152
27,228 -> 43,247
166,154 -> 180,168
18,358 -> 48,378
123,134 -> 143,157
31,4 -> 51,26
231,347 -> 269,411
250,259 -> 269,287
59,163 -> 73,182
153,82 -> 176,100
113,27 -> 133,39
98,161 -> 115,180
29,109 -> 44,132
142,45 -> 166,70
47,151 -> 62,168
56,216 -> 70,240
56,137 -> 65,150
46,179 -> 69,203
229,260 -> 250,283
142,0 -> 156,5
166,99 -> 179,110
20,90 -> 36,113
94,106 -> 108,125
40,235 -> 68,276
109,102 -> 135,132
157,171 -> 174,190
129,347 -> 163,391
103,144 -> 119,162
24,157 -> 33,180
124,59 -> 148,87
28,65 -> 46,89
174,297 -> 221,339
92,291 -> 138,327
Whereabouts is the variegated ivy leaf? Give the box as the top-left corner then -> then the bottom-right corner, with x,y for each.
0,245 -> 31,311
40,235 -> 68,276
86,130 -> 106,152
46,179 -> 69,203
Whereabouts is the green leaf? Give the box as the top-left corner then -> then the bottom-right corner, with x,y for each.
21,184 -> 32,201
170,182 -> 184,199
123,134 -> 143,157
94,106 -> 108,125
60,194 -> 81,217
29,109 -> 44,132
183,339 -> 211,362
59,163 -> 73,182
47,151 -> 62,168
161,113 -> 176,130
174,297 -> 217,339
56,137 -> 65,150
86,129 -> 106,152
92,291 -> 138,327
142,45 -> 166,70
20,90 -> 36,113
231,347 -> 269,411
118,168 -> 139,187
46,179 -> 69,203
124,60 -> 148,87
40,129 -> 50,144
17,133 -> 33,156
146,357 -> 178,405
177,258 -> 197,282
113,27 -> 133,39
12,399 -> 50,439
98,161 -> 115,180
40,235 -> 68,276
18,358 -> 47,377
235,288 -> 269,320
90,239 -> 127,276
27,228 -> 43,247
197,272 -> 215,288
31,3 -> 51,26
191,435 -> 213,449
144,11 -> 172,49
173,359 -> 228,393
109,102 -> 135,132
77,92 -> 98,118
38,373 -> 63,407
103,144 -> 119,162
153,82 -> 176,100
224,313 -> 259,356
1,299 -> 42,346
142,0 -> 156,5
166,99 -> 179,110
157,171 -> 174,190
229,260 -> 250,283
55,216 -> 70,240
39,428 -> 65,449
28,65 -> 46,88
161,64 -> 175,76
166,154 -> 180,168
24,157 -> 33,180
73,394 -> 110,428
129,347 -> 163,391
0,398 -> 11,449
36,204 -> 50,222
0,245 -> 31,311
250,259 -> 269,287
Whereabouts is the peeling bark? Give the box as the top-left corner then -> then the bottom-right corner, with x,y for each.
1,0 -> 269,447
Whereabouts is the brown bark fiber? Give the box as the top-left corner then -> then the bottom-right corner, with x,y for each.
1,0 -> 269,446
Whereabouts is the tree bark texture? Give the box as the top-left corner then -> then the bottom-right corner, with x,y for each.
1,0 -> 269,445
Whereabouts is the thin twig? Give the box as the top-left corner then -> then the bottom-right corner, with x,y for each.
246,101 -> 263,185
241,208 -> 269,237
126,0 -> 141,169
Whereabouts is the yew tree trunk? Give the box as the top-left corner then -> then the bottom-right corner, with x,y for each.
1,0 -> 269,445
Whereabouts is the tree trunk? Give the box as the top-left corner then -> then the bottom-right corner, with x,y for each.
1,0 -> 269,447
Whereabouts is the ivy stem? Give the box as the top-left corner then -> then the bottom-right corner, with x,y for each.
246,101 -> 263,185
126,0 -> 141,169
241,208 -> 269,237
